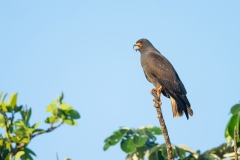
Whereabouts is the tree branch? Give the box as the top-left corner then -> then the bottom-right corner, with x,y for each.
56,152 -> 59,160
151,90 -> 173,160
234,126 -> 238,160
11,143 -> 26,157
2,112 -> 13,150
31,121 -> 64,139
51,109 -> 58,128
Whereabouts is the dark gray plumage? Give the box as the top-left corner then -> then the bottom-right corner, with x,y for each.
134,38 -> 193,119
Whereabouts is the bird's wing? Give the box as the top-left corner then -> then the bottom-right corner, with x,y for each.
143,70 -> 151,82
146,52 -> 187,95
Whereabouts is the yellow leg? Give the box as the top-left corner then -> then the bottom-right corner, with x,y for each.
150,86 -> 162,98
150,86 -> 163,105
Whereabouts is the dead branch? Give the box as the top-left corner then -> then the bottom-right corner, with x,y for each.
151,90 -> 173,160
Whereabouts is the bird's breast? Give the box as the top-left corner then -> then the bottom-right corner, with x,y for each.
140,53 -> 148,66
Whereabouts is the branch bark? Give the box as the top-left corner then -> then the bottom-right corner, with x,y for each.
234,126 -> 238,160
2,112 -> 13,150
31,121 -> 64,139
151,90 -> 173,160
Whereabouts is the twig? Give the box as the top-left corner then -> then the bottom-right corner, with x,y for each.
11,143 -> 25,157
151,90 -> 173,160
56,152 -> 59,160
2,112 -> 13,150
51,109 -> 59,128
31,121 -> 64,139
234,126 -> 238,160
10,112 -> 14,127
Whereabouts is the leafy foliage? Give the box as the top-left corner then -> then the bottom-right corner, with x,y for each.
103,101 -> 240,160
0,92 -> 80,160
225,103 -> 240,146
104,125 -> 161,159
103,125 -> 219,160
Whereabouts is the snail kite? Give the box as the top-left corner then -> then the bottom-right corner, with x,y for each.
133,38 -> 193,119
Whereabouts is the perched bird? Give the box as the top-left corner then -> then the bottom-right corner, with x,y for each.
133,38 -> 193,119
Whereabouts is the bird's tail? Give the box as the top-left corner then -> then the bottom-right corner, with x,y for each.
170,97 -> 183,118
170,95 -> 193,119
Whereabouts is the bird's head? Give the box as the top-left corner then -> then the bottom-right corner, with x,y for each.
133,38 -> 153,52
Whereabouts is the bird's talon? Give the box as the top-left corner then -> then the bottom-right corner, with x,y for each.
150,88 -> 156,94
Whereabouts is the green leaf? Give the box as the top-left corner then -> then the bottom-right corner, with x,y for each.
14,151 -> 25,160
31,121 -> 40,129
178,145 -> 198,159
147,145 -> 161,157
120,136 -> 136,153
64,119 -> 74,125
103,142 -> 110,151
59,109 -> 67,119
25,108 -> 32,125
171,145 -> 178,158
225,119 -> 233,145
9,124 -> 14,133
176,146 -> 186,159
146,145 -> 164,160
230,104 -> 240,115
0,102 -> 9,112
64,119 -> 77,126
14,120 -> 25,127
136,146 -> 148,159
14,128 -> 26,136
145,130 -> 156,141
3,149 -> 10,160
32,128 -> 45,134
58,92 -> 64,104
45,116 -> 58,124
26,128 -> 35,134
20,153 -> 34,160
0,115 -> 4,127
161,144 -> 168,159
2,93 -> 8,102
9,93 -> 18,109
10,136 -> 20,143
60,103 -> 72,111
148,151 -> 165,160
46,102 -> 57,112
5,142 -> 11,150
14,105 -> 22,113
0,92 -> 3,100
199,153 -> 215,160
0,139 -> 3,146
20,136 -> 30,144
106,128 -> 129,146
6,106 -> 12,112
20,110 -> 25,122
132,130 -> 148,147
227,114 -> 239,140
52,108 -> 58,116
24,147 -> 36,156
145,125 -> 162,135
69,110 -> 80,119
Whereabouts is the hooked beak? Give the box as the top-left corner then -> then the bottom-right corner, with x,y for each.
133,42 -> 142,51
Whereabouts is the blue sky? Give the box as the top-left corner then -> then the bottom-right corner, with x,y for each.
0,1 -> 240,159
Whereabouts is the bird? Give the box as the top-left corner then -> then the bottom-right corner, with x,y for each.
133,38 -> 193,119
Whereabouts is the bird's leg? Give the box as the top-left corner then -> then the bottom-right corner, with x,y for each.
150,86 -> 163,105
150,87 -> 162,98
157,86 -> 162,98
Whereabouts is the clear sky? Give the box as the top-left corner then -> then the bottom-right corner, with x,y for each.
0,1 -> 240,159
